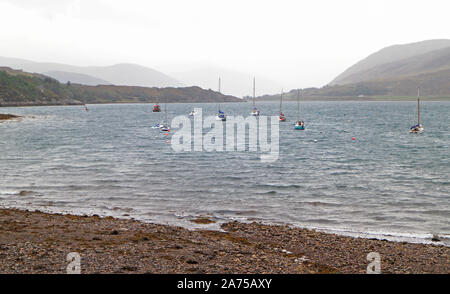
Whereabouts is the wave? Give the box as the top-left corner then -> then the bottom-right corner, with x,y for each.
0,190 -> 36,196
300,201 -> 342,207
256,183 -> 303,190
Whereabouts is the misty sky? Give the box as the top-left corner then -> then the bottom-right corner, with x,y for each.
0,0 -> 449,90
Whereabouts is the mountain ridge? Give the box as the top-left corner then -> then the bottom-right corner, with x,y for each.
0,57 -> 183,88
335,46 -> 450,85
330,39 -> 450,85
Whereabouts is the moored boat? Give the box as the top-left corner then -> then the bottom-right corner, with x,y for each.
160,104 -> 170,132
294,90 -> 305,130
279,90 -> 286,122
250,78 -> 260,116
153,104 -> 161,112
410,88 -> 423,134
215,77 -> 227,121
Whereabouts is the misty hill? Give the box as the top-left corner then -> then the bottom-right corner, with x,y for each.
256,66 -> 450,101
80,63 -> 184,88
337,46 -> 450,84
330,39 -> 450,85
0,57 -> 183,88
44,71 -> 111,86
171,66 -> 282,97
255,39 -> 450,101
0,67 -> 241,107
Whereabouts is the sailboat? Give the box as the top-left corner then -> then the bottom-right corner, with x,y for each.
410,88 -> 424,133
215,77 -> 227,121
250,77 -> 260,116
160,103 -> 170,132
83,104 -> 89,112
279,90 -> 286,122
294,90 -> 305,130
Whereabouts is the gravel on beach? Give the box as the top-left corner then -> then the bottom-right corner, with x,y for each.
0,208 -> 448,274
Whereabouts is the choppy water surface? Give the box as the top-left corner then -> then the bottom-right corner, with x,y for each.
1,101 -> 449,245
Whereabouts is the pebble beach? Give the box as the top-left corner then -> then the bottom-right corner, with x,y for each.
0,208 -> 448,274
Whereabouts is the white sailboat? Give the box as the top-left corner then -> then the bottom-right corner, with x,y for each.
215,77 -> 227,121
410,88 -> 424,133
250,77 -> 260,116
160,103 -> 170,132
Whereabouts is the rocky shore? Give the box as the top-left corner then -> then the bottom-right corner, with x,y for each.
0,208 -> 448,274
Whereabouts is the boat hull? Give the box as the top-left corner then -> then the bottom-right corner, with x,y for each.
410,124 -> 423,133
410,128 -> 424,133
216,113 -> 227,121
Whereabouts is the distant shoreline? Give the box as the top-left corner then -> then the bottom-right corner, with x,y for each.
0,101 -> 242,108
1,97 -> 449,108
0,208 -> 448,274
255,96 -> 450,102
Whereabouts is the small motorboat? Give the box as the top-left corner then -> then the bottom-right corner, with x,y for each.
189,110 -> 197,116
152,123 -> 161,129
295,120 -> 305,130
153,104 -> 161,112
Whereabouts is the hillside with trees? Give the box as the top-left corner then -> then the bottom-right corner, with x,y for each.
0,67 -> 241,107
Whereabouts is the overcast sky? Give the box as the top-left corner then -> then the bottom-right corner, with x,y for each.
0,0 -> 449,89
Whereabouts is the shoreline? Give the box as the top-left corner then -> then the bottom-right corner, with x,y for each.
0,208 -> 448,274
1,97 -> 449,108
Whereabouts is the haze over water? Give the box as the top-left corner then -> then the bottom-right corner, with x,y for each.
1,101 -> 449,245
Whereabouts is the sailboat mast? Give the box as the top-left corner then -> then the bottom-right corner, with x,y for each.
297,90 -> 300,121
253,77 -> 256,107
165,103 -> 167,123
417,87 -> 420,125
280,89 -> 283,113
218,77 -> 221,111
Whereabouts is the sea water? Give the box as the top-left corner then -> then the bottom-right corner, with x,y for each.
0,101 -> 449,245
